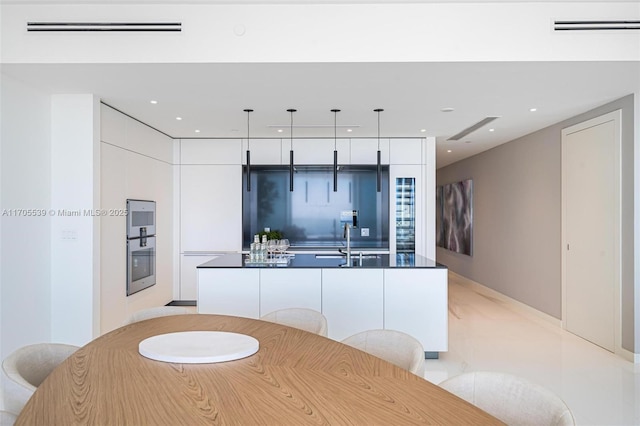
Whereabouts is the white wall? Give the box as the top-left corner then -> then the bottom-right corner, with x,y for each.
50,94 -> 100,346
100,104 -> 174,334
0,74 -> 52,359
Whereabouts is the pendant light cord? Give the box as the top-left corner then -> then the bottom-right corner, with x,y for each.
376,109 -> 381,150
334,110 -> 337,150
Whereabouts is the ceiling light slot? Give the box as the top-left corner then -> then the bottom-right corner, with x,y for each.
554,20 -> 640,31
447,117 -> 499,141
26,22 -> 182,32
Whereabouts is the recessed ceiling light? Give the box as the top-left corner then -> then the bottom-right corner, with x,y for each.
277,129 -> 283,133
447,150 -> 452,153
441,107 -> 455,113
195,129 -> 200,133
489,128 -> 495,132
420,129 -> 427,133
347,129 -> 353,133
150,100 -> 158,104
530,108 -> 537,112
176,117 -> 182,121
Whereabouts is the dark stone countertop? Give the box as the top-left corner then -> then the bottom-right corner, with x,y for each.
197,253 -> 446,269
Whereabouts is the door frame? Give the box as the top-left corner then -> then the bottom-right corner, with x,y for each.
561,109 -> 622,354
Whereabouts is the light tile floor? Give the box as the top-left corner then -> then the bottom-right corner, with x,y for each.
424,273 -> 640,426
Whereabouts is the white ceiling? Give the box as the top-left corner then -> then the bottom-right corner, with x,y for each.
2,61 -> 638,168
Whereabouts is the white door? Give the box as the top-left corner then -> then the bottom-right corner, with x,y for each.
562,110 -> 620,352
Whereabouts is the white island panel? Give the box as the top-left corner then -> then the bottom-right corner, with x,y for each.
384,268 -> 448,352
198,269 -> 259,318
260,269 -> 322,316
322,269 -> 384,341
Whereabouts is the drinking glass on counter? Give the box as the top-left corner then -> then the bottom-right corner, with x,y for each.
267,239 -> 277,261
277,239 -> 290,259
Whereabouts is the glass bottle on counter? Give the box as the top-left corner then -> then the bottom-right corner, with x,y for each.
250,234 -> 260,262
260,235 -> 268,262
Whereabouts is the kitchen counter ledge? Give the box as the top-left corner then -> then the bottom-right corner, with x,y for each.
197,253 -> 444,269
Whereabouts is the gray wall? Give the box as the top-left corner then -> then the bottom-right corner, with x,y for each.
437,94 -> 634,352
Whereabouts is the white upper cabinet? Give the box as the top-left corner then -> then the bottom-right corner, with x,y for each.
181,139 -> 241,165
350,138 -> 390,165
281,138 -> 350,165
101,104 -> 172,163
389,138 -> 423,165
180,165 -> 242,252
126,119 -> 173,163
241,139 -> 283,165
100,104 -> 127,145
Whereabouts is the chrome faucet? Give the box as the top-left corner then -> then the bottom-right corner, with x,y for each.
343,222 -> 352,266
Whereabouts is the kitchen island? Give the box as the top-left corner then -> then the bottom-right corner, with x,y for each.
197,253 -> 448,356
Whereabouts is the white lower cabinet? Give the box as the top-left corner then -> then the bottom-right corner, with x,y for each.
321,269 -> 384,341
384,269 -> 448,352
198,269 -> 260,318
259,269 -> 321,316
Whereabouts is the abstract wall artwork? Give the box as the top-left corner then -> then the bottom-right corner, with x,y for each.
437,179 -> 473,256
436,185 -> 444,248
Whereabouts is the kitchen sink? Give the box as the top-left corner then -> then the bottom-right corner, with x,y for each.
314,254 -> 381,259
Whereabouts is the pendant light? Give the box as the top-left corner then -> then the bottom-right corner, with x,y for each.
331,109 -> 340,192
287,109 -> 296,192
374,108 -> 384,192
244,109 -> 253,192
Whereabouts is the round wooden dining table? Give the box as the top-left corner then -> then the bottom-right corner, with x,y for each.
17,314 -> 502,425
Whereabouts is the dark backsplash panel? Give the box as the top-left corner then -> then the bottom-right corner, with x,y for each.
243,165 -> 389,249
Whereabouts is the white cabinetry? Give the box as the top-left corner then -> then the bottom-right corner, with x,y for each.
350,138 -> 390,164
282,139 -> 350,165
322,269 -> 384,341
197,262 -> 447,353
384,269 -> 448,351
241,139 -> 283,165
259,269 -> 321,315
180,254 -> 219,300
181,139 -> 240,164
180,165 -> 241,252
389,138 -> 423,165
198,269 -> 260,318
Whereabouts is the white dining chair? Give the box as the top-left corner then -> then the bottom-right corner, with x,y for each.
260,308 -> 328,337
0,410 -> 18,426
438,371 -> 575,426
2,343 -> 79,414
340,329 -> 425,376
126,306 -> 192,325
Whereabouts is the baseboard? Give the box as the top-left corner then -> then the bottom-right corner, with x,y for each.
449,271 -> 562,328
166,300 -> 197,307
617,346 -> 640,364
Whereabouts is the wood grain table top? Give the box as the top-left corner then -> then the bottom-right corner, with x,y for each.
17,314 -> 503,425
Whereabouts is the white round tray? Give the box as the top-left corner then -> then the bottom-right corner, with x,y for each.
138,331 -> 259,364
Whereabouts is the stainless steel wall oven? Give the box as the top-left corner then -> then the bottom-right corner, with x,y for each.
126,199 -> 156,296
